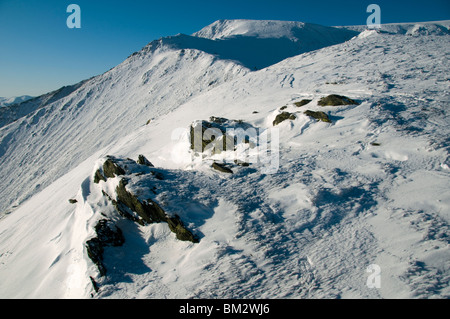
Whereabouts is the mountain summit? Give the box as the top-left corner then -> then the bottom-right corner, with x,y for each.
194,19 -> 325,40
144,19 -> 359,70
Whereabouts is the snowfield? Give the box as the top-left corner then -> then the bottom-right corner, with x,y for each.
0,19 -> 449,299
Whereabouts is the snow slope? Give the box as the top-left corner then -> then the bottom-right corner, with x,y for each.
0,20 -> 356,217
0,20 -> 449,299
0,85 -> 85,129
0,44 -> 247,216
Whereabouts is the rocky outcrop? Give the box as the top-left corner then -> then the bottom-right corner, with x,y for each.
86,219 -> 125,276
113,178 -> 198,242
190,119 -> 234,153
87,156 -> 199,278
94,156 -> 126,184
103,158 -> 126,178
167,215 -> 199,243
273,112 -> 296,126
304,110 -> 332,123
294,99 -> 312,107
137,154 -> 154,167
318,94 -> 358,106
115,178 -> 167,224
94,169 -> 106,184
189,116 -> 256,154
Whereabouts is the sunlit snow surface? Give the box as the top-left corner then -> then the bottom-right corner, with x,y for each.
0,20 -> 449,299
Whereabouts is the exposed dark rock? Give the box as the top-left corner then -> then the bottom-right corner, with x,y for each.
234,159 -> 250,167
273,112 -> 296,126
318,94 -> 358,106
101,189 -> 145,225
167,215 -> 199,243
87,155 -> 203,281
370,142 -> 381,146
189,117 -> 258,155
137,154 -> 154,167
212,162 -> 234,174
190,121 -> 222,152
94,219 -> 125,246
90,276 -> 99,293
68,199 -> 78,204
85,219 -> 125,276
103,159 -> 126,178
112,177 -> 198,243
280,106 -> 287,110
190,120 -> 234,153
112,198 -> 145,226
86,238 -> 105,276
94,169 -> 106,184
115,179 -> 166,223
294,99 -> 312,107
209,116 -> 228,124
304,110 -> 332,123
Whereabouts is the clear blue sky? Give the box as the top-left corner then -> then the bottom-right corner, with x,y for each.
0,0 -> 449,97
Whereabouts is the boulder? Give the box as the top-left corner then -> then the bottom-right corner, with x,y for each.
273,112 -> 296,126
189,119 -> 235,154
318,94 -> 358,106
212,162 -> 233,174
294,99 -> 312,107
304,110 -> 332,123
234,159 -> 250,167
209,116 -> 228,124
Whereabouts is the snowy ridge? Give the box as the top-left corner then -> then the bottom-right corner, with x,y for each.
0,46 -> 247,216
339,20 -> 450,35
0,20 -> 449,299
194,19 -> 309,40
0,83 -> 85,128
0,96 -> 33,108
0,19 -> 357,216
154,21 -> 358,69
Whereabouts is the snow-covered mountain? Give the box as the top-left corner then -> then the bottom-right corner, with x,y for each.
0,20 -> 357,218
0,95 -> 33,108
0,19 -> 449,299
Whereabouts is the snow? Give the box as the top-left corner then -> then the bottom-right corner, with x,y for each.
0,19 -> 449,299
0,96 -> 33,108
